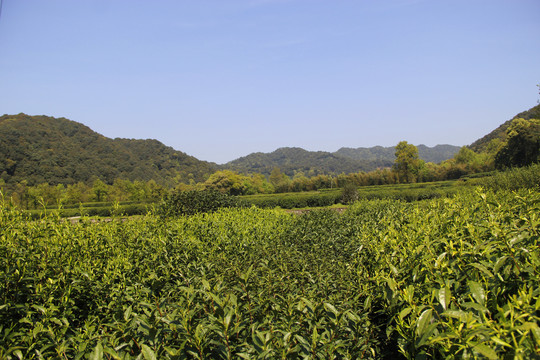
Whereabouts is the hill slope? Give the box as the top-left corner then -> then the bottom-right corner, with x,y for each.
225,144 -> 460,177
335,144 -> 460,164
0,113 -> 216,186
224,147 -> 384,177
469,104 -> 540,152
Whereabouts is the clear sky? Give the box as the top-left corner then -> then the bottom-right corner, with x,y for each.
1,0 -> 539,164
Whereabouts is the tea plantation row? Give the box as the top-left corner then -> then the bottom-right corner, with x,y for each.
1,188 -> 539,358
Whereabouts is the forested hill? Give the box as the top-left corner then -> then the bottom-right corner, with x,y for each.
469,103 -> 540,152
224,147 -> 384,177
335,144 -> 460,164
224,144 -> 460,177
0,113 -> 216,186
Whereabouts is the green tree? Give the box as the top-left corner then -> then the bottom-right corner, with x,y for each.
495,118 -> 540,169
269,167 -> 290,193
393,141 -> 420,183
203,170 -> 249,195
92,178 -> 109,202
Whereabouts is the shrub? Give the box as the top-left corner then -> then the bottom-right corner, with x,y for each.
341,183 -> 359,204
157,189 -> 246,217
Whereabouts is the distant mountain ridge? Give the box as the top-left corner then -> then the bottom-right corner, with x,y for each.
5,104 -> 536,187
224,144 -> 461,177
0,113 -> 217,186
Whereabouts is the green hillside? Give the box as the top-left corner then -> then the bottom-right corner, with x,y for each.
469,103 -> 540,152
224,147 -> 384,177
0,113 -> 216,186
335,144 -> 460,164
226,144 -> 459,177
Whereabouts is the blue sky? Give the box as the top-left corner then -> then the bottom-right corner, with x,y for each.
1,0 -> 539,163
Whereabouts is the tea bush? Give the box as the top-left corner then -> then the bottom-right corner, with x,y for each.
0,188 -> 538,358
158,189 -> 247,217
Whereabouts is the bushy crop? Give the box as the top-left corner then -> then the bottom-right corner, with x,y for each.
482,163 -> 540,191
0,188 -> 538,358
157,189 -> 247,217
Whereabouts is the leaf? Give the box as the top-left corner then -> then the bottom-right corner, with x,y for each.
103,347 -> 122,360
399,307 -> 412,320
468,281 -> 486,306
416,309 -> 433,337
473,343 -> 498,360
438,286 -> 450,310
470,263 -> 493,277
141,344 -> 157,360
491,337 -> 512,348
462,302 -> 489,313
90,342 -> 103,360
442,310 -> 468,321
493,256 -> 508,274
124,305 -> 132,321
324,303 -> 338,315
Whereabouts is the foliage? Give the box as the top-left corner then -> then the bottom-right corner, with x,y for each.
225,146 -> 460,178
4,178 -> 167,209
0,113 -> 216,186
470,103 -> 540,153
158,189 -> 246,217
242,181 -> 464,209
1,188 -> 539,358
394,141 -> 420,183
242,191 -> 341,209
494,118 -> 540,169
482,163 -> 540,191
340,183 -> 359,204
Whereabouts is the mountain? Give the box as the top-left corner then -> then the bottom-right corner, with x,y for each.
469,103 -> 540,153
0,113 -> 216,186
224,147 -> 382,177
225,144 -> 460,177
335,144 -> 460,164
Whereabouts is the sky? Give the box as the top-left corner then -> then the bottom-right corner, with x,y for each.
0,0 -> 539,164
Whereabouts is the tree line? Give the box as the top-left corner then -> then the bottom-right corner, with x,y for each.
1,116 -> 538,208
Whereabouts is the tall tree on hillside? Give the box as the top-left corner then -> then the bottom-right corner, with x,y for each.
495,118 -> 540,169
393,141 -> 420,183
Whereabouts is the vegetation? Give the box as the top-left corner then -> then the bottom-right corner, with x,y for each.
224,145 -> 460,177
1,186 -> 538,358
469,103 -> 540,153
494,118 -> 540,169
481,163 -> 540,191
0,114 -> 216,187
158,189 -> 247,217
1,101 -> 540,358
336,144 -> 460,165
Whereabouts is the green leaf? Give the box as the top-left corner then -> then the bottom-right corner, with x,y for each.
468,281 -> 486,306
324,303 -> 338,315
103,347 -> 122,360
473,343 -> 498,360
442,310 -> 468,321
470,263 -> 493,277
462,302 -> 489,313
416,309 -> 433,337
399,307 -> 412,320
438,286 -> 450,310
124,305 -> 132,321
141,344 -> 157,360
90,342 -> 103,360
491,337 -> 512,348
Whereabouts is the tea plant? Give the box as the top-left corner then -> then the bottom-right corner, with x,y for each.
0,187 -> 538,358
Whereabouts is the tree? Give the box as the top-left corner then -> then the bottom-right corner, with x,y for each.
393,141 -> 420,183
269,168 -> 290,193
495,118 -> 540,169
341,183 -> 358,204
92,178 -> 109,202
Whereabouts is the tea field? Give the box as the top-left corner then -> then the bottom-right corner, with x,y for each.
1,187 -> 539,358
